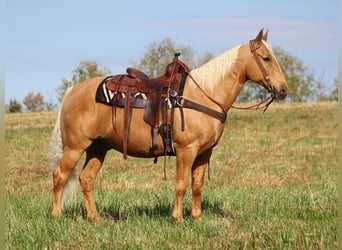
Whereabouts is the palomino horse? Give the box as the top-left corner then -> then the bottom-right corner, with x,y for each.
49,29 -> 288,222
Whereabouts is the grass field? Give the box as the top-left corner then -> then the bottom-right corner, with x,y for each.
5,102 -> 337,249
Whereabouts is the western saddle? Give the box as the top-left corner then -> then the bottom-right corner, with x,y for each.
106,53 -> 190,159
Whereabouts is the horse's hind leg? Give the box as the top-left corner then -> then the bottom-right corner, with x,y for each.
191,149 -> 212,220
52,147 -> 83,218
79,140 -> 107,220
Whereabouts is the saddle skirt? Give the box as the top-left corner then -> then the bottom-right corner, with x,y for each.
96,79 -> 149,108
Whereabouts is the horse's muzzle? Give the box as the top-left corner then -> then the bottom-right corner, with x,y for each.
268,84 -> 288,100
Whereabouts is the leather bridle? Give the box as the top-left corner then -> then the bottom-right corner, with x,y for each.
249,40 -> 277,97
230,40 -> 276,112
249,40 -> 272,86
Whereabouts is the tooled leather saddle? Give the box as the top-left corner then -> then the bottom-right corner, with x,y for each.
104,53 -> 190,159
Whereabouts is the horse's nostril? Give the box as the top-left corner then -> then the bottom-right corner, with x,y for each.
279,88 -> 288,99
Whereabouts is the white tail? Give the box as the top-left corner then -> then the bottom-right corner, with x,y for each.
47,87 -> 78,208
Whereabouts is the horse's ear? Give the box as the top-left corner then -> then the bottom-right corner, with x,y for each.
255,28 -> 264,44
263,29 -> 269,41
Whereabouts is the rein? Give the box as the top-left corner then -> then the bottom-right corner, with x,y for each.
231,94 -> 274,113
177,60 -> 227,114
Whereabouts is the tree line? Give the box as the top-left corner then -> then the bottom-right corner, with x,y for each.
6,38 -> 337,113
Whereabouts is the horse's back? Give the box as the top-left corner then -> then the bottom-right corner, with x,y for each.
64,77 -> 104,105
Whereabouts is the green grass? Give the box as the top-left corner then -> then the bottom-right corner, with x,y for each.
5,103 -> 337,249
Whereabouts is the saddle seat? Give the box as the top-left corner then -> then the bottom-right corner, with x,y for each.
105,54 -> 190,159
126,67 -> 149,80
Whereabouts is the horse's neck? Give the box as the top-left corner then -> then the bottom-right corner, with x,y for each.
187,44 -> 247,111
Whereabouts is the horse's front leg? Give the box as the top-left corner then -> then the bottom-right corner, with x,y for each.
172,148 -> 196,223
191,149 -> 213,220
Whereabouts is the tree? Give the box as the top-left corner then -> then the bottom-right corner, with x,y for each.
237,83 -> 263,103
195,51 -> 215,68
273,46 -> 317,102
330,78 -> 338,101
6,99 -> 22,113
57,61 -> 111,102
23,92 -> 46,112
132,38 -> 196,77
316,78 -> 338,102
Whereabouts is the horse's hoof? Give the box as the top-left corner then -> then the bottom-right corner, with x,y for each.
51,210 -> 62,219
86,212 -> 100,222
191,215 -> 203,222
172,216 -> 184,224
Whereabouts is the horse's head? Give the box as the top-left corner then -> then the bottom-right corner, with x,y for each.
245,29 -> 288,100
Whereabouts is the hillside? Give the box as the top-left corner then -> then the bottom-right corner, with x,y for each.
5,102 -> 338,249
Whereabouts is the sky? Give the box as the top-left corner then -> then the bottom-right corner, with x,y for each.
3,0 -> 338,105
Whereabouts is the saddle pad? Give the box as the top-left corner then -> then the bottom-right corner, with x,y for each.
95,78 -> 147,107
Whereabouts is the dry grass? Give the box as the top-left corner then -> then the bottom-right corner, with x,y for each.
5,111 -> 57,131
5,112 -> 57,195
214,102 -> 337,188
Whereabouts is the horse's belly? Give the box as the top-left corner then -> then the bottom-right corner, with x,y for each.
105,110 -> 166,158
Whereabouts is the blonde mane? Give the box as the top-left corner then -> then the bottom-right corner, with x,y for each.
190,44 -> 241,90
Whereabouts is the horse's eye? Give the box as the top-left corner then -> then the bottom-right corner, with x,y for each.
263,57 -> 270,62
